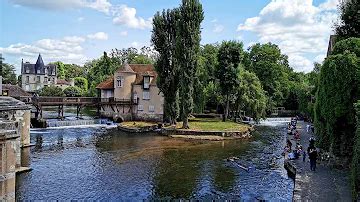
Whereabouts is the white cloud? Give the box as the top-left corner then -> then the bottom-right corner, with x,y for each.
314,54 -> 326,63
87,32 -> 108,40
237,0 -> 340,72
213,24 -> 224,33
77,17 -> 84,22
120,31 -> 128,36
112,5 -> 152,29
0,36 -> 88,67
9,0 -> 152,30
319,0 -> 340,11
85,0 -> 111,14
131,41 -> 140,48
10,0 -> 111,13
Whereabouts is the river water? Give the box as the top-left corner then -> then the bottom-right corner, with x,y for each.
16,119 -> 294,200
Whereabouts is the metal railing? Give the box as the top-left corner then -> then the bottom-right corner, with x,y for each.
14,96 -> 138,105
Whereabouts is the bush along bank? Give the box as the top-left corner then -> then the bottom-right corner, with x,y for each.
352,102 -> 360,199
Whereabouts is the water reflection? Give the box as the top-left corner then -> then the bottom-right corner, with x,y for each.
16,124 -> 293,200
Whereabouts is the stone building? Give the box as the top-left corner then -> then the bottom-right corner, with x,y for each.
21,54 -> 57,92
96,64 -> 164,121
0,97 -> 31,200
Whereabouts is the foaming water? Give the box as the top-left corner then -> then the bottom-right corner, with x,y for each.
16,121 -> 293,200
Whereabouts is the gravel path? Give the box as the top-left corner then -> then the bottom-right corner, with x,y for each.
288,121 -> 352,201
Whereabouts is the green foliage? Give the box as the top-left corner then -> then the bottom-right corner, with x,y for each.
176,0 -> 204,128
193,44 -> 220,113
216,41 -> 243,121
332,37 -> 360,57
236,70 -> 267,122
38,86 -> 65,97
352,101 -> 360,198
352,101 -> 360,199
247,43 -> 291,107
1,62 -> 17,84
152,8 -> 180,124
63,86 -> 83,97
335,0 -> 360,39
74,77 -> 88,92
314,52 -> 360,156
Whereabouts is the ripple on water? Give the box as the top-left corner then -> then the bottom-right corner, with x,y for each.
16,123 -> 293,200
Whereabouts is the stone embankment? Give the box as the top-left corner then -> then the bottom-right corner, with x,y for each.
0,97 -> 32,200
284,121 -> 352,201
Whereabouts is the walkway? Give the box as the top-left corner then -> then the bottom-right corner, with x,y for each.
287,121 -> 352,201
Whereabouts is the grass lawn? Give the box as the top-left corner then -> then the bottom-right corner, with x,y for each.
121,121 -> 157,128
175,118 -> 250,132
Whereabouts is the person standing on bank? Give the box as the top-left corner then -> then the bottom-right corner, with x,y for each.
308,142 -> 318,171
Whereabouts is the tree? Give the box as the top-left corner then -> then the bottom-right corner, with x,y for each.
38,86 -> 65,97
216,41 -> 243,121
193,44 -> 219,113
1,62 -> 17,84
176,0 -> 204,128
64,86 -> 83,97
335,0 -> 360,39
352,101 -> 360,200
74,77 -> 88,92
247,43 -> 291,108
236,70 -> 267,122
152,8 -> 180,124
315,50 -> 359,157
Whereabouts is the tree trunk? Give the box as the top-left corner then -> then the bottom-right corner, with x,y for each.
223,94 -> 229,122
182,117 -> 189,129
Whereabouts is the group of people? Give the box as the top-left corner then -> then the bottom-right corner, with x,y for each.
284,117 -> 318,171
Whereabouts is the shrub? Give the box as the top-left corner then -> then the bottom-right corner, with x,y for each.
38,86 -> 64,97
63,86 -> 83,97
352,101 -> 360,199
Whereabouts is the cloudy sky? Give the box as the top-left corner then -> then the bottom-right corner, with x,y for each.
0,0 -> 340,74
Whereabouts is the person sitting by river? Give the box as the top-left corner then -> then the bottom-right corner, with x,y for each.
294,130 -> 300,140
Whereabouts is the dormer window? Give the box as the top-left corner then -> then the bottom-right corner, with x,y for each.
37,69 -> 40,74
25,68 -> 29,73
143,76 -> 150,89
117,76 -> 123,88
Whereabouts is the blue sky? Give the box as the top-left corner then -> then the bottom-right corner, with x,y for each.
0,0 -> 340,74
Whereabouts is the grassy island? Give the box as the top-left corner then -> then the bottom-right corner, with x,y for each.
175,118 -> 250,132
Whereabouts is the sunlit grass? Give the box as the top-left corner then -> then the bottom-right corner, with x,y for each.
175,118 -> 250,132
121,121 -> 157,128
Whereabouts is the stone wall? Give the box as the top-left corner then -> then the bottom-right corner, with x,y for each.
0,123 -> 19,200
0,97 -> 31,200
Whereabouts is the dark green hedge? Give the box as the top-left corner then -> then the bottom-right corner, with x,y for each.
352,101 -> 360,199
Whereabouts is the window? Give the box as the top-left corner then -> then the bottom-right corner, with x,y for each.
25,76 -> 29,83
143,91 -> 150,100
117,76 -> 123,87
25,85 -> 30,91
149,105 -> 155,112
133,93 -> 138,103
137,105 -> 144,111
25,68 -> 29,73
45,68 -> 48,75
37,69 -> 40,74
143,76 -> 150,89
44,77 -> 48,83
37,76 -> 41,83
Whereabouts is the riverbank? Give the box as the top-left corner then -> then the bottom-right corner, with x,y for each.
118,119 -> 252,140
285,121 -> 352,201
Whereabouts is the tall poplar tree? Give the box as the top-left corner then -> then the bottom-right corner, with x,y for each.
176,0 -> 204,128
152,9 -> 180,124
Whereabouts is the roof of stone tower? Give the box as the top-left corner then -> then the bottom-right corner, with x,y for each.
34,54 -> 45,71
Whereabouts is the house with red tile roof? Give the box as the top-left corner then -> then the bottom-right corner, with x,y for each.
96,63 -> 164,121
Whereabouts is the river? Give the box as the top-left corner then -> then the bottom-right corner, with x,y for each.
16,119 -> 294,200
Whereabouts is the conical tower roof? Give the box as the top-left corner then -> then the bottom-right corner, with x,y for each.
35,54 -> 45,71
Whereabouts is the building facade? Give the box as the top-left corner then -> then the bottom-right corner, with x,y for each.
96,64 -> 164,122
21,54 -> 57,92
